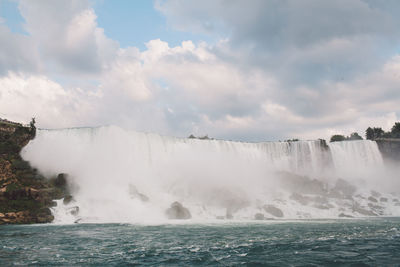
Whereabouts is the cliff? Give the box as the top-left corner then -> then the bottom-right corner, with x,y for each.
0,119 -> 67,224
375,138 -> 400,162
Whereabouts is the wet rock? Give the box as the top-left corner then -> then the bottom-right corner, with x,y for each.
352,204 -> 377,216
379,197 -> 388,202
0,209 -> 53,224
263,205 -> 284,218
254,213 -> 264,220
368,196 -> 378,203
165,201 -> 191,219
54,173 -> 68,188
338,213 -> 354,218
368,203 -> 384,215
68,206 -> 79,216
63,195 -> 74,205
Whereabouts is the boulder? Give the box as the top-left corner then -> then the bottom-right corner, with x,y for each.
63,195 -> 76,205
368,196 -> 378,203
352,204 -> 377,216
165,201 -> 191,219
67,206 -> 79,216
263,205 -> 284,218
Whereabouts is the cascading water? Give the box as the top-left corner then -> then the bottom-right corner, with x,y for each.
21,126 -> 400,223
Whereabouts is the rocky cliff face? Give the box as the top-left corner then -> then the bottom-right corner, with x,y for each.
0,120 -> 67,224
376,138 -> 400,162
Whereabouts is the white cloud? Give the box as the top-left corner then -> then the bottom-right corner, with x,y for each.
0,0 -> 399,142
0,72 -> 94,127
18,0 -> 118,75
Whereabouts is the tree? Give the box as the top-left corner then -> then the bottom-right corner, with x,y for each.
391,122 -> 400,138
29,117 -> 36,137
372,127 -> 384,139
348,132 -> 363,140
366,127 -> 374,140
330,135 -> 346,142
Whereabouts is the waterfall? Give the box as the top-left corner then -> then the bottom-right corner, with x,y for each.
21,126 -> 399,223
329,140 -> 384,179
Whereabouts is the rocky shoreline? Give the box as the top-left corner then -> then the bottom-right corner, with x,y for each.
0,119 -> 68,224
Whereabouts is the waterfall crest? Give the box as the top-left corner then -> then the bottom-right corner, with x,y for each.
21,126 -> 399,223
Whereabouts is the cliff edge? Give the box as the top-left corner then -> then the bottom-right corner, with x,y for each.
0,119 -> 66,224
376,138 -> 400,162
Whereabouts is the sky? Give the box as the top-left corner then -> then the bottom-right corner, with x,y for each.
0,0 -> 399,142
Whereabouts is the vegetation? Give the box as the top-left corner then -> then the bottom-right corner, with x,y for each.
330,122 -> 400,142
365,127 -> 384,140
285,139 -> 299,142
188,134 -> 213,140
365,122 -> 400,140
330,135 -> 346,142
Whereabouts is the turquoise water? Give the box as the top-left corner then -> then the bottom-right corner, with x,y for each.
1,218 -> 400,266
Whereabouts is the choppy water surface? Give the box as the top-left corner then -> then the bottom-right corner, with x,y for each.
1,218 -> 400,266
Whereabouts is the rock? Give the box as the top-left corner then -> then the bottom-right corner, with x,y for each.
63,195 -> 74,205
368,196 -> 378,203
165,201 -> 191,219
254,213 -> 264,220
54,173 -> 67,188
263,205 -> 284,217
371,190 -> 381,198
393,198 -> 399,202
216,216 -> 225,220
379,197 -> 388,202
338,213 -> 354,218
68,206 -> 79,216
352,204 -> 377,216
314,203 -> 334,210
0,119 -> 69,225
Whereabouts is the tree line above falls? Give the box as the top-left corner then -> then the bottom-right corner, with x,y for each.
330,122 -> 400,142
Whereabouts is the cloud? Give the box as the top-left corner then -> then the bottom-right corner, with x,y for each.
0,0 -> 399,142
0,22 -> 39,75
18,0 -> 118,75
157,0 -> 400,83
0,72 -> 95,127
